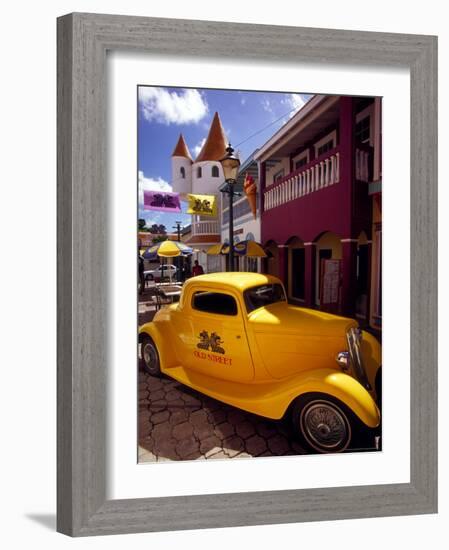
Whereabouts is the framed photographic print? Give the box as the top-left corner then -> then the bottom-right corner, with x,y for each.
136,88 -> 382,462
57,13 -> 437,536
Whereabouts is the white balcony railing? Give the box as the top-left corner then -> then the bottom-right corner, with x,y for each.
192,220 -> 219,235
264,151 -> 340,211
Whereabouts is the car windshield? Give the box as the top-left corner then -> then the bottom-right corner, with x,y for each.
244,284 -> 286,313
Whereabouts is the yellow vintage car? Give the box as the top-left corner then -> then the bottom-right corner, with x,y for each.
139,272 -> 381,453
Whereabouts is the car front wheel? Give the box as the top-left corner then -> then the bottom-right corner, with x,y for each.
292,394 -> 353,453
140,335 -> 161,376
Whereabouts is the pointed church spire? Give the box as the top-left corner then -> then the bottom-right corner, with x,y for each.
171,134 -> 193,161
195,112 -> 228,162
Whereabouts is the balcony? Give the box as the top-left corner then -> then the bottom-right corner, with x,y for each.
263,146 -> 372,211
264,148 -> 340,211
191,220 -> 220,235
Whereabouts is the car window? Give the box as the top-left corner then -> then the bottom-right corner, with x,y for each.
192,291 -> 238,316
244,284 -> 286,313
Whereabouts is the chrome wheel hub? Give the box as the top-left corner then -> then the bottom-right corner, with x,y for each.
143,343 -> 157,371
301,401 -> 349,451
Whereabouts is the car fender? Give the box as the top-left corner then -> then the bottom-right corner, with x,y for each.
165,365 -> 380,427
138,322 -> 178,370
281,368 -> 380,427
360,330 -> 382,395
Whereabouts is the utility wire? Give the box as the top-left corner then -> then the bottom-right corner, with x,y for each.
199,104 -> 300,170
234,105 -> 299,149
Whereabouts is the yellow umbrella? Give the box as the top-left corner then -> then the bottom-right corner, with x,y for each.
206,240 -> 266,257
236,240 -> 267,257
145,240 -> 193,258
206,243 -> 224,255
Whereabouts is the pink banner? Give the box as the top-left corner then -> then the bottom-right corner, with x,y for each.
143,190 -> 181,213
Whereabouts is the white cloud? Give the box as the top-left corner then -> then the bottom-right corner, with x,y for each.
138,212 -> 162,226
261,98 -> 273,113
193,137 -> 206,157
139,87 -> 208,125
282,93 -> 308,118
289,93 -> 307,111
241,97 -> 246,106
139,171 -> 172,192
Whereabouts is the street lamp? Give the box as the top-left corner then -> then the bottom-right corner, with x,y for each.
172,221 -> 183,281
173,221 -> 182,242
220,144 -> 240,271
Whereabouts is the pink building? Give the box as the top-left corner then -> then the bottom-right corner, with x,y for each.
256,95 -> 382,327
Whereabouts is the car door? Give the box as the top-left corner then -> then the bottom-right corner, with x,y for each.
184,286 -> 255,382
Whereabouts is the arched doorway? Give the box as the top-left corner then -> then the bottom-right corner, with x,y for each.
314,231 -> 342,307
286,236 -> 305,301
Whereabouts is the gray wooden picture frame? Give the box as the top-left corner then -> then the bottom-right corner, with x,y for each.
57,12 -> 438,537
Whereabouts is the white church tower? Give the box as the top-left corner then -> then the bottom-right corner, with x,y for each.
171,112 -> 228,272
191,111 -> 227,194
171,111 -> 227,197
171,134 -> 193,199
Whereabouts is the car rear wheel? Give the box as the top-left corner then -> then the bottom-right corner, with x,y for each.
292,394 -> 352,453
140,335 -> 161,376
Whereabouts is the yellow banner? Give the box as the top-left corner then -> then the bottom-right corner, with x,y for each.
186,194 -> 217,217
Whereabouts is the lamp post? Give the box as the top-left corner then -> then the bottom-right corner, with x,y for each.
173,221 -> 182,242
172,221 -> 182,281
220,144 -> 240,272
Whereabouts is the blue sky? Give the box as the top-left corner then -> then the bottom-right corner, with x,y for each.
138,86 -> 311,231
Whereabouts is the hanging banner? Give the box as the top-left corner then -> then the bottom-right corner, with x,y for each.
143,190 -> 181,213
186,193 -> 217,217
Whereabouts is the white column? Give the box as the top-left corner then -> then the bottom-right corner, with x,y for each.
335,152 -> 340,183
324,158 -> 329,186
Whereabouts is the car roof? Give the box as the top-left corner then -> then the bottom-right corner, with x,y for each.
184,272 -> 282,292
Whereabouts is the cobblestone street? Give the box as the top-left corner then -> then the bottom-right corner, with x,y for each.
138,369 -> 307,462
